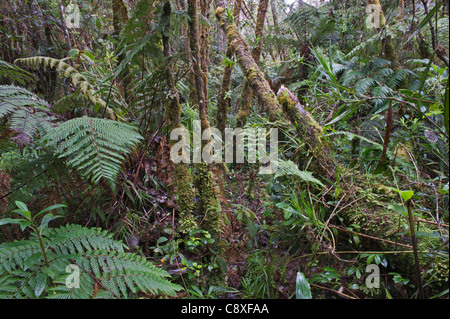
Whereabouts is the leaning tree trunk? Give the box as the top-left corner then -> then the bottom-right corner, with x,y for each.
214,1 -> 422,285
215,4 -> 336,181
235,0 -> 269,128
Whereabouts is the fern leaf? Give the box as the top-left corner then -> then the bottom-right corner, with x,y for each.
0,224 -> 182,299
387,69 -> 411,89
0,85 -> 57,145
0,59 -> 36,85
355,77 -> 377,94
42,116 -> 142,189
14,56 -> 116,119
274,159 -> 324,187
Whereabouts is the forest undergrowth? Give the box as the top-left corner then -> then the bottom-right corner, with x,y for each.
0,0 -> 448,299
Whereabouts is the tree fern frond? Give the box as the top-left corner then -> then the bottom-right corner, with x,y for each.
371,85 -> 393,105
274,159 -> 324,188
0,85 -> 57,145
387,69 -> 412,89
42,116 -> 143,190
370,57 -> 392,69
355,77 -> 377,94
0,224 -> 182,299
373,67 -> 394,79
0,59 -> 36,85
14,57 -> 116,119
341,69 -> 364,87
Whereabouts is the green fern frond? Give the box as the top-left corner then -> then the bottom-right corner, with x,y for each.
369,57 -> 392,69
341,69 -> 364,87
42,116 -> 143,189
355,77 -> 377,94
371,86 -> 393,105
0,85 -> 57,145
0,59 -> 36,85
0,224 -> 182,299
386,69 -> 412,89
14,56 -> 116,119
373,67 -> 394,79
274,159 -> 324,188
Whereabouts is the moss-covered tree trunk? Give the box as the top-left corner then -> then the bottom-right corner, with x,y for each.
112,0 -> 131,102
367,0 -> 398,65
216,0 -> 242,137
199,0 -> 211,107
215,4 -> 336,180
214,2 -> 422,283
187,0 -> 225,285
162,2 -> 198,233
235,0 -> 269,128
215,5 -> 282,119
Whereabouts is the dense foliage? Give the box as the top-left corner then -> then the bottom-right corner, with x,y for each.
0,0 -> 448,299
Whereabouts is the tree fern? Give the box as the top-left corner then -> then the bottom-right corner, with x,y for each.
354,77 -> 377,94
42,116 -> 143,190
274,159 -> 324,188
14,56 -> 116,119
0,85 -> 57,145
0,224 -> 181,299
0,202 -> 182,299
0,59 -> 36,85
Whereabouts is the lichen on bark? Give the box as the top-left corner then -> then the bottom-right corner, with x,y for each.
162,1 -> 198,234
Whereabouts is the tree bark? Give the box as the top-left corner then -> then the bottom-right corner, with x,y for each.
216,0 -> 242,136
215,1 -> 425,286
187,0 -> 224,283
162,2 -> 198,233
112,0 -> 130,101
367,0 -> 398,65
199,0 -> 211,104
188,0 -> 209,130
277,86 -> 336,180
215,4 -> 336,180
235,0 -> 269,128
58,0 -> 72,51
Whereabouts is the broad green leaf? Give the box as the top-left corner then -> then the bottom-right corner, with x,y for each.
68,49 -> 80,57
82,51 -> 95,63
18,220 -> 32,231
0,218 -> 26,226
296,271 -> 312,299
14,200 -> 29,212
400,190 -> 414,202
35,204 -> 66,219
13,201 -> 31,219
39,213 -> 62,231
388,204 -> 408,216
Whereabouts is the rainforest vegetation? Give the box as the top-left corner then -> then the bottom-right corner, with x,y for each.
0,0 -> 448,300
